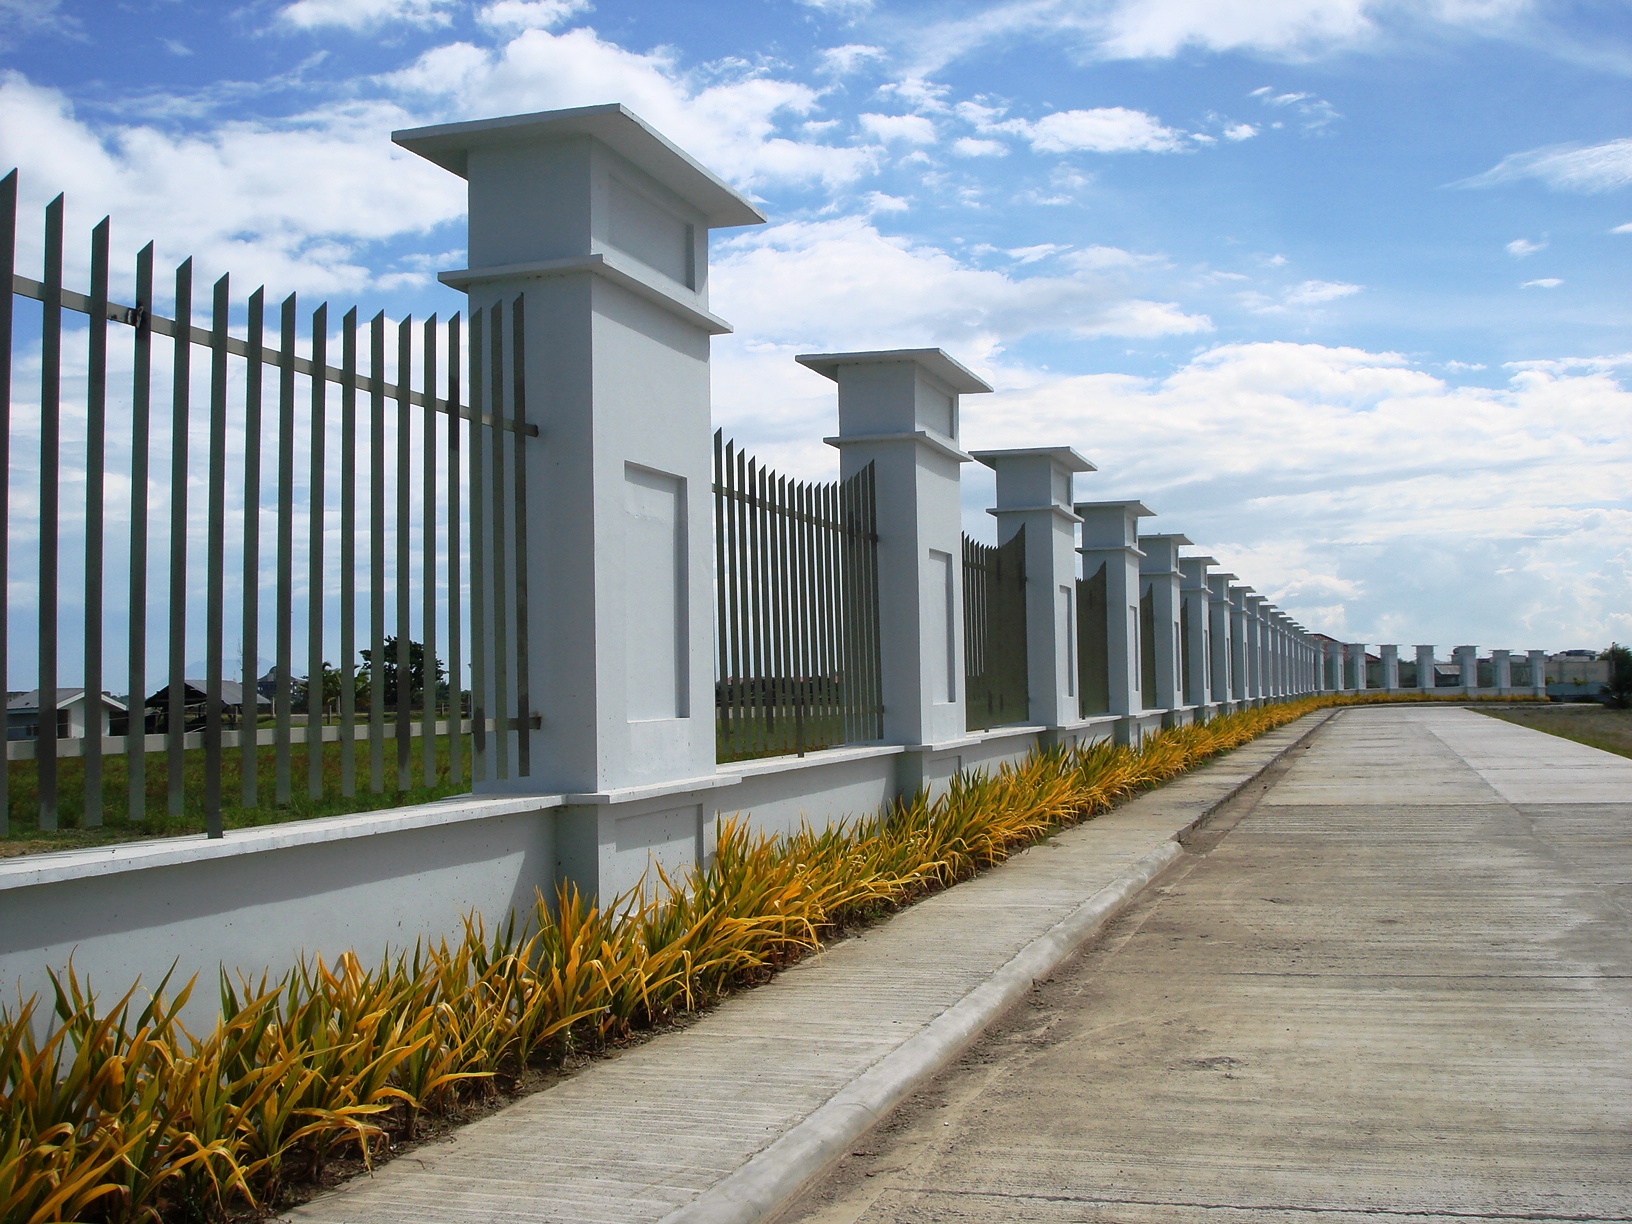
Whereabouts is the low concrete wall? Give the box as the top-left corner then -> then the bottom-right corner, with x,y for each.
0,794 -> 561,1024
0,705 -> 1229,1024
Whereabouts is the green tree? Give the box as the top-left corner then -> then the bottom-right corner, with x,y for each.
1601,643 -> 1632,709
357,637 -> 447,710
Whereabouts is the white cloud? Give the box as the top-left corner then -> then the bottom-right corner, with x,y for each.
950,341 -> 1632,646
1222,122 -> 1258,141
475,0 -> 591,33
1614,221 -> 1632,234
1286,279 -> 1362,304
1250,84 -> 1340,130
798,0 -> 874,13
1021,107 -> 1185,154
711,216 -> 1211,364
1462,136 -> 1632,193
858,112 -> 937,144
0,0 -> 76,45
817,43 -> 885,74
381,26 -> 876,190
1505,236 -> 1546,256
1521,277 -> 1564,288
277,0 -> 453,31
952,136 -> 1009,157
863,191 -> 909,213
907,0 -> 1535,73
0,71 -> 462,296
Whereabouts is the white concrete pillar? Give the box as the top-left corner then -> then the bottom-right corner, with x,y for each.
1179,556 -> 1215,711
397,104 -> 764,801
1527,649 -> 1548,698
1454,644 -> 1478,695
1138,533 -> 1189,719
1245,594 -> 1267,702
973,447 -> 1095,730
1493,648 -> 1513,694
1349,643 -> 1369,691
802,349 -> 990,749
1380,644 -> 1400,692
1416,645 -> 1436,692
1077,501 -> 1155,726
1228,586 -> 1251,703
1206,573 -> 1235,711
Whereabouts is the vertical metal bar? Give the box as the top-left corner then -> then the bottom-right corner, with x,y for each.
421,315 -> 437,786
467,307 -> 487,781
0,172 -> 12,835
488,306 -> 511,782
82,217 -> 109,829
747,456 -> 763,753
776,474 -> 793,754
445,314 -> 462,786
395,317 -> 412,791
368,312 -> 386,792
127,244 -> 153,822
338,307 -> 356,797
240,288 -> 263,809
306,303 -> 327,801
166,258 -> 192,819
721,427 -> 734,757
509,297 -> 532,778
274,292 -> 295,805
37,194 -> 62,831
725,441 -> 745,760
203,274 -> 229,837
864,466 -> 882,738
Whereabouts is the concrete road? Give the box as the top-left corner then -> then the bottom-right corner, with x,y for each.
775,706 -> 1632,1224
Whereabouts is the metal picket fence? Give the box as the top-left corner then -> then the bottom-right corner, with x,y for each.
1,171 -> 533,837
962,529 -> 1028,731
713,431 -> 883,761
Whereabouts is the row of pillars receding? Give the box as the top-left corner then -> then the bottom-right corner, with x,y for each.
1314,644 -> 1549,697
392,104 -> 1533,808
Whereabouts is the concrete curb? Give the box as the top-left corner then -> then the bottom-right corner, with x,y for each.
657,709 -> 1335,1224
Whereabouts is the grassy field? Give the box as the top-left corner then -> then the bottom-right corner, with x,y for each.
0,735 -> 472,859
1478,702 -> 1632,759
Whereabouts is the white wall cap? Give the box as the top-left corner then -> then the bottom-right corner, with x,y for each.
1209,571 -> 1238,582
1183,555 -> 1220,567
1072,499 -> 1154,518
1138,532 -> 1194,548
970,445 -> 1096,473
393,103 -> 767,230
796,348 -> 993,394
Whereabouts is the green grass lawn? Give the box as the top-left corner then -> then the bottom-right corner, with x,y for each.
1,734 -> 474,858
1478,703 -> 1632,759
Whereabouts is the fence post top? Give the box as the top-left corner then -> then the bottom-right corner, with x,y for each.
394,103 -> 766,230
970,445 -> 1095,474
1136,532 -> 1192,574
796,348 -> 992,395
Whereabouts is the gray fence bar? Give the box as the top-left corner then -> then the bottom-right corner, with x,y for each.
467,307 -> 487,780
445,314 -> 463,787
274,293 -> 296,806
421,315 -> 438,786
395,317 -> 412,792
127,244 -> 153,823
509,298 -> 531,778
339,307 -> 357,797
369,311 -> 386,793
488,306 -> 511,782
0,172 -> 12,835
307,303 -> 328,802
165,259 -> 192,818
37,194 -> 62,830
82,218 -> 109,828
203,274 -> 229,836
240,288 -> 264,809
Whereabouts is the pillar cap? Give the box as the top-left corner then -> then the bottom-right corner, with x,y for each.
1073,499 -> 1154,517
1183,555 -> 1219,567
1139,532 -> 1193,547
971,445 -> 1096,473
394,103 -> 766,229
796,348 -> 993,394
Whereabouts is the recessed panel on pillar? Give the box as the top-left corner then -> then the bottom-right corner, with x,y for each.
624,463 -> 688,721
927,548 -> 956,703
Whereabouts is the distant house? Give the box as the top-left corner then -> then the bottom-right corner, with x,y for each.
6,688 -> 128,741
144,679 -> 271,732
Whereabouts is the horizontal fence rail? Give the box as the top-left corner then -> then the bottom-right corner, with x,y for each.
1,171 -> 533,837
713,430 -> 883,762
963,529 -> 1029,731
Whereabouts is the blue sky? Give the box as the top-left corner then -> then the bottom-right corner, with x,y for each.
1,0 -> 1629,658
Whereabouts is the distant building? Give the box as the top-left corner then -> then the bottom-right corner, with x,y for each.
144,679 -> 271,731
6,688 -> 128,741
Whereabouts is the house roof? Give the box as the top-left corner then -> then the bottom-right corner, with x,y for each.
7,688 -> 128,712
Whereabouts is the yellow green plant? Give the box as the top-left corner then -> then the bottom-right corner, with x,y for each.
0,692 -> 1513,1222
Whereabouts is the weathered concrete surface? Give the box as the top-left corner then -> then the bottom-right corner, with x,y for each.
775,705 -> 1632,1223
281,714 -> 1328,1224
